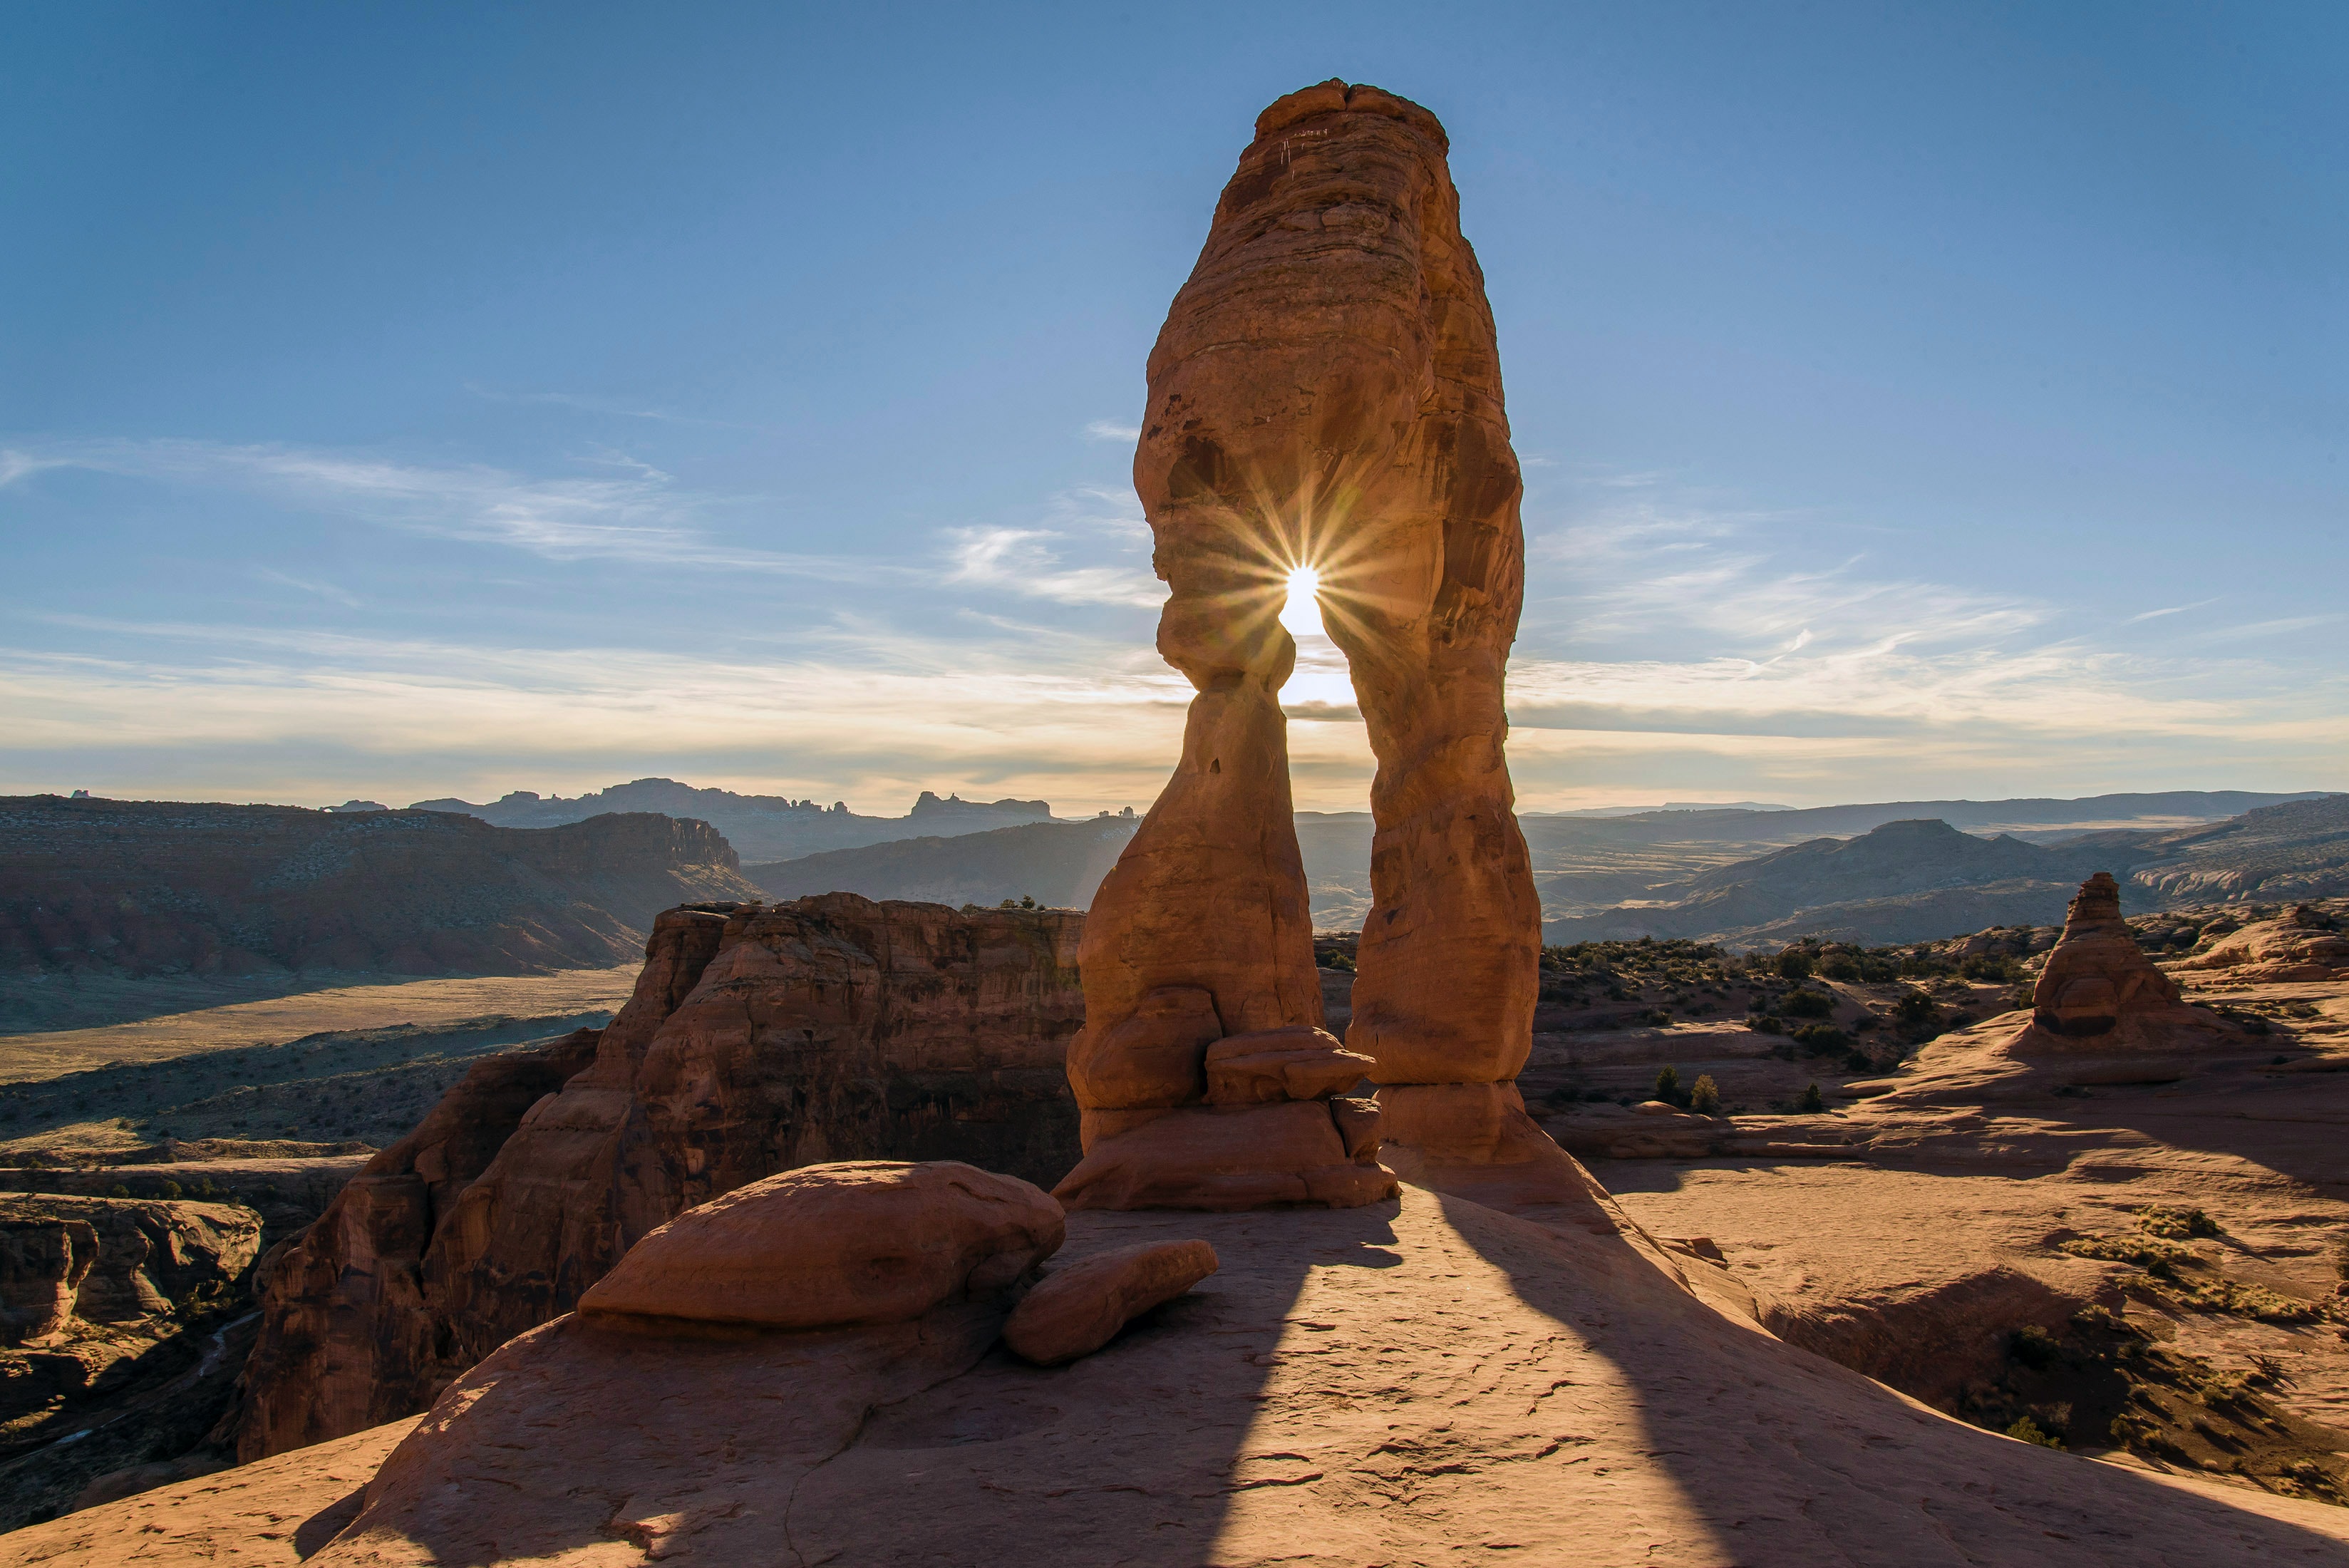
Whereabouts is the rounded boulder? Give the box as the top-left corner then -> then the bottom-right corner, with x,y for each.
578,1160 -> 1065,1329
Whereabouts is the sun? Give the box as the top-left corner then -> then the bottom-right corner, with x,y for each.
1279,564 -> 1325,636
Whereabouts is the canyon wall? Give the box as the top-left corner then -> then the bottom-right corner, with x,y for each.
234,894 -> 1084,1459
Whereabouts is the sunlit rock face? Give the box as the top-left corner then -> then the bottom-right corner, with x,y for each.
1063,80 -> 1542,1209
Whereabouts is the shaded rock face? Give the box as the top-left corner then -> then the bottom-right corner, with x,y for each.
1070,80 -> 1538,1206
236,896 -> 1085,1460
0,1195 -> 259,1326
2018,873 -> 2235,1053
0,795 -> 759,984
0,1217 -> 95,1343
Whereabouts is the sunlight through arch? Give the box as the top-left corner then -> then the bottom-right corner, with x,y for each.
1279,564 -> 1326,637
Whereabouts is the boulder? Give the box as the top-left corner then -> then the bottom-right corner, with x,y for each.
1002,1238 -> 1218,1365
578,1162 -> 1064,1329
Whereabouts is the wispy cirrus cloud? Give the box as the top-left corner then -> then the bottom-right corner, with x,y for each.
256,569 -> 360,608
944,526 -> 1164,607
1083,419 -> 1140,442
0,436 -> 891,581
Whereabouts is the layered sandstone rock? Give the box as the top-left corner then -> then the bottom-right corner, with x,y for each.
237,895 -> 1085,1460
1069,79 -> 1541,1206
2016,873 -> 2239,1053
578,1162 -> 1064,1329
2173,904 -> 2349,981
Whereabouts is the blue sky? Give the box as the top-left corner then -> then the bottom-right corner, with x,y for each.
4,1 -> 2342,814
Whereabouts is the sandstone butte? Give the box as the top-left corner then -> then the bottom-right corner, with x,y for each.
1060,75 -> 1552,1216
14,83 -> 2349,1568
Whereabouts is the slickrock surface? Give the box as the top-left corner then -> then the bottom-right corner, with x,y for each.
237,895 -> 1084,1459
149,1187 -> 2349,1566
0,1415 -> 419,1567
1594,967 -> 2349,1480
2176,905 -> 2349,981
1001,1237 -> 1218,1365
1071,78 -> 1539,1205
577,1162 -> 1063,1328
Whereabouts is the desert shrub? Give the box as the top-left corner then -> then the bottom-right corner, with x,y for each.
1653,1066 -> 1685,1106
1638,1008 -> 1673,1027
159,1179 -> 182,1200
2139,1205 -> 2219,1239
1690,1074 -> 1722,1115
1961,954 -> 2024,983
1775,949 -> 1814,979
1779,989 -> 1835,1019
1745,1013 -> 1785,1035
1797,1083 -> 1824,1113
2008,1325 -> 2061,1370
107,1184 -> 130,1199
1790,1022 -> 1851,1056
2004,1415 -> 2063,1449
2060,1234 -> 2192,1268
1819,956 -> 1859,981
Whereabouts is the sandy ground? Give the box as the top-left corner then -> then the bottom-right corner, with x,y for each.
0,968 -> 639,1083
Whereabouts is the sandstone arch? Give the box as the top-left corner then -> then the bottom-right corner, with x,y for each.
1056,81 -> 1549,1210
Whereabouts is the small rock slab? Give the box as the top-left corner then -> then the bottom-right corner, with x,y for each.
1204,1026 -> 1375,1105
1002,1239 -> 1219,1365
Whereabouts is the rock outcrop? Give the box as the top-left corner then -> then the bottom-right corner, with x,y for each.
2173,904 -> 2349,981
1002,1237 -> 1218,1365
1068,79 -> 1543,1207
236,895 -> 1085,1460
0,1217 -> 93,1343
0,1195 -> 259,1326
2016,873 -> 2239,1053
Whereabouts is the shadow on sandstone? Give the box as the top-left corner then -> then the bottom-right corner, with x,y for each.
1423,1187 -> 2349,1562
314,1200 -> 1367,1565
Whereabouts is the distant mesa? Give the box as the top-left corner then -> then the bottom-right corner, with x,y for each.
409,777 -> 1055,863
321,800 -> 390,814
0,795 -> 756,1030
